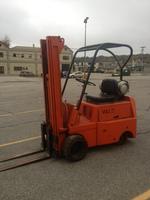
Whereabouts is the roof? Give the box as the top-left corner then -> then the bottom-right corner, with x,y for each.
11,45 -> 72,53
64,45 -> 73,53
11,46 -> 40,52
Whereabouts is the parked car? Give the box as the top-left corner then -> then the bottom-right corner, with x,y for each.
112,68 -> 131,77
61,71 -> 68,78
69,71 -> 84,78
19,71 -> 35,77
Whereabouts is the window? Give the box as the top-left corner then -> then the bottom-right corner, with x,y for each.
0,44 -> 1,47
13,53 -> 16,57
0,52 -> 4,57
14,66 -> 22,71
21,54 -> 24,58
0,66 -> 4,74
23,67 -> 28,70
29,54 -> 32,58
63,55 -> 69,60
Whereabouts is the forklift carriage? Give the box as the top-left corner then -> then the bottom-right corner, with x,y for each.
41,36 -> 136,161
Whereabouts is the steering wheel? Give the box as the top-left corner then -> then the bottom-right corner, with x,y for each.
75,78 -> 96,86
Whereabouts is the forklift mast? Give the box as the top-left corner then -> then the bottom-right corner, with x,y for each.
41,36 -> 64,135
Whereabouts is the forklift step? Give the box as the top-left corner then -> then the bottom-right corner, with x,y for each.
0,151 -> 50,172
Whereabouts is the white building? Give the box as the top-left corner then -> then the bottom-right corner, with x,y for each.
0,41 -> 73,76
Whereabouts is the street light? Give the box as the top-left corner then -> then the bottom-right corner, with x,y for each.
83,17 -> 89,73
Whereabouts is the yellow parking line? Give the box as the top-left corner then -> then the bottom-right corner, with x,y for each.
0,109 -> 44,118
0,114 -> 12,117
15,109 -> 44,115
132,189 -> 150,200
0,136 -> 40,148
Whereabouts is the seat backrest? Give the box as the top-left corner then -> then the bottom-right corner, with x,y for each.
100,79 -> 119,96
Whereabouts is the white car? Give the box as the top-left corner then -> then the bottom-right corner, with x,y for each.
69,71 -> 84,78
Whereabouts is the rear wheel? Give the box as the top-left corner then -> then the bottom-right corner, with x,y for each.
118,133 -> 128,145
63,135 -> 88,161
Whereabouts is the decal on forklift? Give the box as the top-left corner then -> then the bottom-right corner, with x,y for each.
102,108 -> 115,114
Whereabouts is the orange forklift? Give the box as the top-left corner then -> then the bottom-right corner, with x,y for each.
40,36 -> 136,161
0,36 -> 136,172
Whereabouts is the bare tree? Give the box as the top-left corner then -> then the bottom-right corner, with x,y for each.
1,35 -> 11,47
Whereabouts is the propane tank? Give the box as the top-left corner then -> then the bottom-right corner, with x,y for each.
118,80 -> 129,96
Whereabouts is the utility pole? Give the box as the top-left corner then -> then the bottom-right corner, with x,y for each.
141,46 -> 146,71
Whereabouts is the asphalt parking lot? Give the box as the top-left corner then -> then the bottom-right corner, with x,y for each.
0,74 -> 150,200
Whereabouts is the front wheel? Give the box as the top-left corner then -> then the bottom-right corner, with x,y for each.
63,135 -> 88,161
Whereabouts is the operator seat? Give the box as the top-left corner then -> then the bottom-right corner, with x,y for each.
86,79 -> 129,103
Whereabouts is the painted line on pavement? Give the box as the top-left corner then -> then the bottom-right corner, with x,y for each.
15,109 -> 44,115
0,114 -> 12,117
0,109 -> 44,118
132,189 -> 150,200
0,136 -> 40,148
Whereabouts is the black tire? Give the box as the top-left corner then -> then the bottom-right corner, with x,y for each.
118,133 -> 128,145
63,135 -> 88,161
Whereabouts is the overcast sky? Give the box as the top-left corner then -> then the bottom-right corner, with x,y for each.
0,0 -> 149,54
